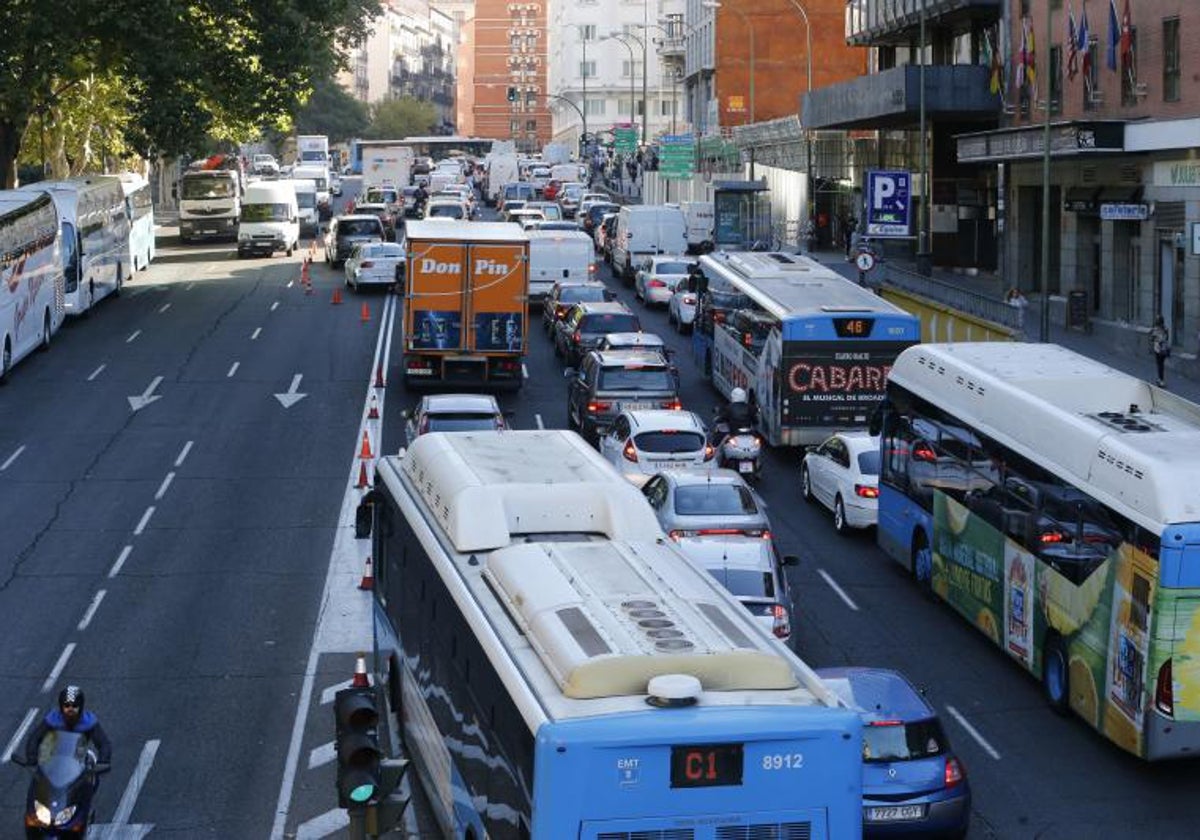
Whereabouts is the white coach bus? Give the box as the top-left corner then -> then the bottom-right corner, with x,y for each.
0,190 -> 65,381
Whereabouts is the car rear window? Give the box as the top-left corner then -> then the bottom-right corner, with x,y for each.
857,450 -> 881,475
582,313 -> 640,333
423,413 -> 500,433
428,204 -> 464,218
634,431 -> 705,454
362,244 -> 404,259
364,189 -> 397,204
598,367 -> 674,392
559,286 -> 607,304
655,262 -> 691,275
340,219 -> 382,236
710,569 -> 775,599
862,719 -> 947,763
673,484 -> 758,516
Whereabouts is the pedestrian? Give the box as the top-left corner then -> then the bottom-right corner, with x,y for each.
843,214 -> 858,257
1150,315 -> 1170,387
1005,287 -> 1028,333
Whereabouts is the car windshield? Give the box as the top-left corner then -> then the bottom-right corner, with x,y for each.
709,568 -> 775,599
597,366 -> 674,391
634,431 -> 704,454
560,286 -> 606,304
181,178 -> 236,199
363,189 -> 398,204
241,202 -> 291,222
862,719 -> 947,763
673,484 -> 758,516
582,313 -> 640,334
654,261 -> 692,275
296,193 -> 316,209
339,219 -> 382,236
424,413 -> 500,432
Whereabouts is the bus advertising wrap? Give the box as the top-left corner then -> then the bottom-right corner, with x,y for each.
780,342 -> 909,427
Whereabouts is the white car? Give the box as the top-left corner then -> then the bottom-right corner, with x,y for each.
402,393 -> 508,447
667,275 -> 698,333
597,409 -> 715,476
345,241 -> 406,290
424,199 -> 469,221
577,193 -> 611,217
800,430 -> 881,534
635,255 -> 695,307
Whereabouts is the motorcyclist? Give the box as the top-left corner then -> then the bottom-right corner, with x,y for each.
24,685 -> 112,771
713,387 -> 757,441
413,183 -> 429,214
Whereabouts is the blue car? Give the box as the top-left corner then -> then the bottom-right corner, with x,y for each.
818,667 -> 971,838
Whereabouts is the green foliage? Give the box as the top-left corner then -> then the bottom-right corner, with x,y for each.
364,98 -> 437,141
295,79 -> 371,143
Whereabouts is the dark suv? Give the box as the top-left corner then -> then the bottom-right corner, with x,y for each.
553,301 -> 641,368
566,350 -> 681,444
324,215 -> 386,268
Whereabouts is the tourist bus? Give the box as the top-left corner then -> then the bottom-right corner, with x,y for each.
0,190 -> 64,381
695,250 -> 920,446
20,177 -> 130,316
118,172 -> 155,272
875,342 -> 1200,759
360,430 -> 863,838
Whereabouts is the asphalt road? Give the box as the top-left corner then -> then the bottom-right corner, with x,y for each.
2,183 -> 1198,839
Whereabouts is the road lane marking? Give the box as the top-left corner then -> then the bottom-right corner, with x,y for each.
817,568 -> 859,611
127,376 -> 163,412
157,303 -> 171,314
946,705 -> 1002,760
154,472 -> 175,501
109,545 -> 133,578
286,279 -> 294,288
227,361 -> 240,378
185,282 -> 195,291
77,590 -> 107,631
126,330 -> 141,343
174,440 -> 194,467
2,708 -> 39,763
42,643 -> 76,692
109,739 -> 161,827
133,506 -> 155,536
307,741 -> 336,770
319,680 -> 352,705
1,445 -> 26,472
251,327 -> 262,340
295,810 -> 349,840
522,363 -> 529,378
535,413 -> 544,429
270,301 -> 280,312
87,364 -> 106,382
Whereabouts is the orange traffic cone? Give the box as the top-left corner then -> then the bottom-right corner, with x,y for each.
374,363 -> 385,389
367,394 -> 379,420
360,302 -> 370,323
358,556 -> 375,591
356,462 -> 371,489
331,286 -> 343,305
359,430 -> 373,460
351,652 -> 370,687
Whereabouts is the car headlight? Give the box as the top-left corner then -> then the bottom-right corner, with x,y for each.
54,804 -> 77,826
34,800 -> 53,826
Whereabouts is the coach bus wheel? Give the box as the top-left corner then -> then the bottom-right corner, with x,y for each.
911,531 -> 933,597
0,337 -> 11,384
39,311 -> 51,352
1042,634 -> 1071,715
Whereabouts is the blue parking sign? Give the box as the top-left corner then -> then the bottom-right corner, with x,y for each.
866,170 -> 911,237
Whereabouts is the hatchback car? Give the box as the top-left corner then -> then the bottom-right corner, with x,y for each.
424,199 -> 469,221
581,202 -> 620,235
344,241 -> 405,291
553,301 -> 642,368
542,281 -> 611,335
635,256 -> 695,307
353,187 -> 401,239
324,214 -> 386,268
801,430 -> 881,534
817,667 -> 971,838
667,275 -> 699,333
673,535 -> 798,642
640,469 -> 770,540
597,409 -> 714,475
565,350 -> 681,444
401,393 -> 508,447
524,201 -> 563,221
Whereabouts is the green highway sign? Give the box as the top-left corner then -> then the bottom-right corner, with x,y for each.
659,134 -> 695,180
614,125 -> 638,154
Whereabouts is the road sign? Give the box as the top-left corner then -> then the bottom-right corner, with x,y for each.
855,251 -> 876,272
865,170 -> 911,238
614,125 -> 638,154
659,133 -> 695,181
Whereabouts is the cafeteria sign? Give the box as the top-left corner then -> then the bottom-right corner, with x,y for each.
866,170 -> 911,237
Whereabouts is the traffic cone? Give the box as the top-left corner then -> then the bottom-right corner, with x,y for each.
359,430 -> 373,460
367,394 -> 379,420
351,652 -> 370,687
331,286 -> 343,305
360,302 -> 370,323
358,556 -> 375,591
374,363 -> 385,389
356,461 -> 371,489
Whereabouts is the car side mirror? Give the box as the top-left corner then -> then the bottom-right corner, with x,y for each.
782,554 -> 800,567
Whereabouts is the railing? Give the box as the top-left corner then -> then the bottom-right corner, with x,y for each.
872,262 -> 1023,331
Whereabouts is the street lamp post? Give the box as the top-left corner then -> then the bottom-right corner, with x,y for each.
580,28 -> 589,158
916,0 -> 931,276
616,30 -> 649,145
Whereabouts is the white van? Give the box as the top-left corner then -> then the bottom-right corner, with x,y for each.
485,154 -> 519,206
677,201 -> 715,252
526,229 -> 595,302
291,164 -> 330,218
291,179 -> 319,236
611,205 -> 688,280
237,181 -> 300,258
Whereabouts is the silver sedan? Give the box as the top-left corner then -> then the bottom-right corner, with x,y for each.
344,241 -> 406,291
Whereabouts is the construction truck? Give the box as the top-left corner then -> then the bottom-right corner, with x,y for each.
402,221 -> 529,389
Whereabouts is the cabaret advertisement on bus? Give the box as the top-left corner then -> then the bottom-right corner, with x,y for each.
780,342 -> 910,427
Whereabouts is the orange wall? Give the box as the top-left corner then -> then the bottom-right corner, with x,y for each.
471,0 -> 551,148
714,0 -> 867,128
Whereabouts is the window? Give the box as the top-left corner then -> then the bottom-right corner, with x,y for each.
580,24 -> 596,41
526,119 -> 538,132
579,60 -> 596,79
584,97 -> 607,116
1120,27 -> 1138,106
660,99 -> 675,116
1163,18 -> 1180,102
622,60 -> 644,78
1049,45 -> 1062,115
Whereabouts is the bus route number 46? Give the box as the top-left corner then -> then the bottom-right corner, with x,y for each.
762,752 -> 804,770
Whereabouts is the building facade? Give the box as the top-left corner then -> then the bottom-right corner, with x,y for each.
471,0 -> 551,152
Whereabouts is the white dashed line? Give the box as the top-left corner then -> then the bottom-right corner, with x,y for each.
158,302 -> 171,314
133,506 -> 156,536
535,413 -> 544,429
1,445 -> 26,472
522,363 -> 529,379
816,568 -> 860,611
251,327 -> 262,340
946,705 -> 1002,760
154,472 -> 175,501
87,364 -> 106,382
41,643 -> 76,693
174,441 -> 194,467
270,301 -> 280,312
108,545 -> 133,578
1,709 -> 39,763
77,590 -> 107,631
286,279 -> 294,288
185,282 -> 196,291
227,361 -> 240,378
126,330 -> 141,343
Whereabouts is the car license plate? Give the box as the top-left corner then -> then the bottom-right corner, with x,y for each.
202,229 -> 217,235
738,461 -> 753,473
865,805 -> 924,823
622,402 -> 652,410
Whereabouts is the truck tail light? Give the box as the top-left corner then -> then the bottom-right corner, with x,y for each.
1156,658 -> 1174,717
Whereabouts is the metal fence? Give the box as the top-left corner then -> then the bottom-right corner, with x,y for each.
873,263 -> 1024,332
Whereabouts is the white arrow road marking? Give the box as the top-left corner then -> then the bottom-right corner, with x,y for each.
92,739 -> 160,840
274,373 -> 308,408
320,679 -> 353,705
307,740 -> 336,770
2,708 -> 38,763
295,809 -> 349,839
128,376 -> 163,412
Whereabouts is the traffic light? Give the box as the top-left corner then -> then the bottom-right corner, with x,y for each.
507,87 -> 517,102
332,686 -> 411,831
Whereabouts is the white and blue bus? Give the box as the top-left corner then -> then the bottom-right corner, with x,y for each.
0,190 -> 64,381
362,430 -> 863,838
118,172 -> 155,272
694,250 -> 921,446
20,177 -> 131,316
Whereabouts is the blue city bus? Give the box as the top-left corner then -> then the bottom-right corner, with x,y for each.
694,250 -> 920,446
363,430 -> 863,838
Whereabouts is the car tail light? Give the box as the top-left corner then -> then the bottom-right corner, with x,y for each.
648,279 -> 665,288
683,294 -> 697,304
703,444 -> 715,461
359,261 -> 374,269
622,441 -> 638,462
572,330 -> 582,344
1040,530 -> 1066,544
944,756 -> 965,788
586,401 -> 610,414
855,484 -> 879,499
867,720 -> 903,727
663,399 -> 682,410
1156,659 -> 1174,716
771,604 -> 791,639
588,263 -> 596,273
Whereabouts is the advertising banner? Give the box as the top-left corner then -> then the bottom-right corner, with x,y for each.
779,342 -> 908,427
866,170 -> 912,237
407,242 -> 465,350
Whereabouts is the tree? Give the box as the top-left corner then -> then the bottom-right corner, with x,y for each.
295,78 -> 371,144
365,97 -> 437,140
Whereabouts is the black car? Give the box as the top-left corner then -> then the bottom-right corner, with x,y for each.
565,350 -> 681,444
541,281 -> 611,335
581,202 -> 619,234
324,215 -> 386,268
552,301 -> 641,368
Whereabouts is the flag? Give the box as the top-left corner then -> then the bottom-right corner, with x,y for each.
1066,0 -> 1079,80
1119,0 -> 1134,68
1026,19 -> 1037,90
988,31 -> 1004,95
1014,19 -> 1027,91
1078,1 -> 1092,78
1107,0 -> 1119,71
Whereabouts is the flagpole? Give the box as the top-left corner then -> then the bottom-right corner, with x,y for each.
1039,0 -> 1052,342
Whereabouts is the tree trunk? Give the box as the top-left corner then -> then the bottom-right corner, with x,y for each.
0,118 -> 24,188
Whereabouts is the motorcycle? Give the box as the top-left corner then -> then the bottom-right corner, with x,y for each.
12,730 -> 109,838
712,420 -> 764,480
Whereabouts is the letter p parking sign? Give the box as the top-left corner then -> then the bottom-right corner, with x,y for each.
866,170 -> 911,238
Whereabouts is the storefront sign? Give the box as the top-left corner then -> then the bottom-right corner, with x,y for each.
865,170 -> 911,237
1153,161 -> 1200,188
1100,203 -> 1152,221
956,122 -> 1124,163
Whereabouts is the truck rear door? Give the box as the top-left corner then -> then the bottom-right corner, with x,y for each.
467,242 -> 527,354
406,240 -> 467,351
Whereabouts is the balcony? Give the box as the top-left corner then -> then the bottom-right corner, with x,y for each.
845,0 -> 1001,47
655,34 -> 685,61
803,64 -> 1000,130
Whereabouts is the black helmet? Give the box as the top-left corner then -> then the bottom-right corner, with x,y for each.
58,685 -> 85,712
